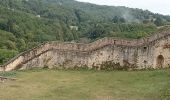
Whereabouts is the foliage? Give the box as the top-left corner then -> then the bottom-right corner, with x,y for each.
0,0 -> 169,64
0,49 -> 18,64
154,17 -> 165,26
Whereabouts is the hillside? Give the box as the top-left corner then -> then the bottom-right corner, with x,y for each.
0,0 -> 170,64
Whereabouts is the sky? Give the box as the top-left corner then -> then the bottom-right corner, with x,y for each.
76,0 -> 170,15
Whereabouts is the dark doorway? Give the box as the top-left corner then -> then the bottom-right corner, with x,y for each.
157,55 -> 164,68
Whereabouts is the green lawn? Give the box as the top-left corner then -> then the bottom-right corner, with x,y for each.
0,69 -> 170,100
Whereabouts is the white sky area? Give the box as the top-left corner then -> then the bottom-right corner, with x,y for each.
76,0 -> 170,15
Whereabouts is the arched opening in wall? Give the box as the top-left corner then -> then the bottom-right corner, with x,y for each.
143,47 -> 147,51
156,55 -> 164,68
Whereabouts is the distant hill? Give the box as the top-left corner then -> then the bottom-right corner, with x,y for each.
0,0 -> 170,64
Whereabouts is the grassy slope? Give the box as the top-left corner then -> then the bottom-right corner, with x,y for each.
0,69 -> 170,100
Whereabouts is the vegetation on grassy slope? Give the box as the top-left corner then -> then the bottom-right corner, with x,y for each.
0,69 -> 170,100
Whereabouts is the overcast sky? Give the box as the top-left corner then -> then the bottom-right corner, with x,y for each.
76,0 -> 170,15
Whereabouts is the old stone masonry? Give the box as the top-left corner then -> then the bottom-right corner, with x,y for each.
1,29 -> 170,71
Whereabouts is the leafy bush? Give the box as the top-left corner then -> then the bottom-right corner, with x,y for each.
0,49 -> 18,65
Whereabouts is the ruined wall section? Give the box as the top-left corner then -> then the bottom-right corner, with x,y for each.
152,36 -> 170,68
0,29 -> 170,71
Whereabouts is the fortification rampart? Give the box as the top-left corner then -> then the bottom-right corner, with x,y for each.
0,29 -> 170,71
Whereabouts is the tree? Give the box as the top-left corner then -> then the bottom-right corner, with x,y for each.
7,19 -> 16,32
154,17 -> 164,26
17,39 -> 26,51
112,16 -> 126,23
87,24 -> 107,40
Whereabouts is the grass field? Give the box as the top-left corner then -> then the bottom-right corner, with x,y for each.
0,69 -> 170,100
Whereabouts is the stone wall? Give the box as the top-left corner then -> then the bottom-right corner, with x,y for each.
0,66 -> 3,72
1,29 -> 170,71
